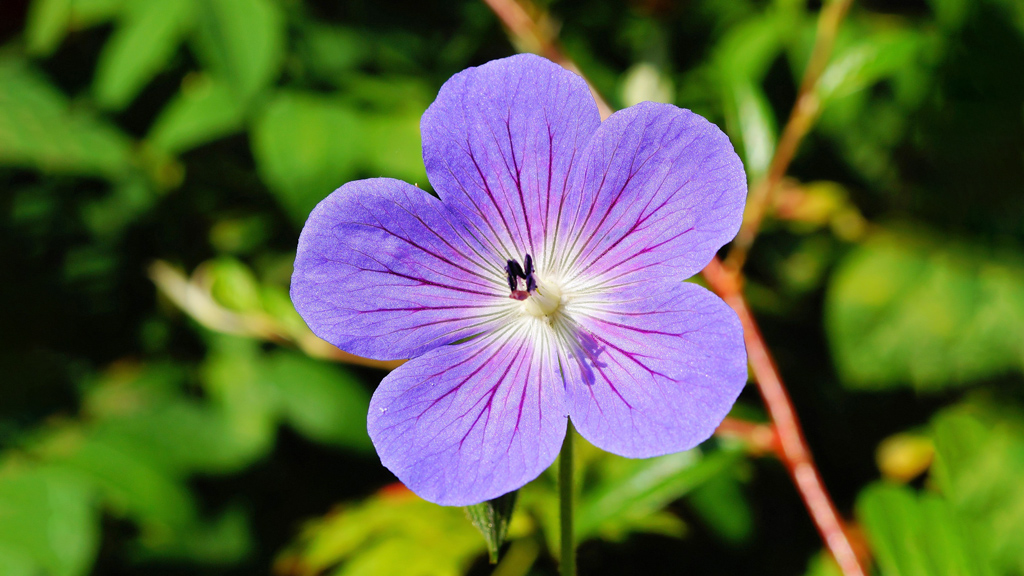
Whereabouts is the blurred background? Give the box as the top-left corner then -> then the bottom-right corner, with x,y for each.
1,0 -> 1023,574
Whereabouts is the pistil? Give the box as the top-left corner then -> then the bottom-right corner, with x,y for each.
522,279 -> 562,318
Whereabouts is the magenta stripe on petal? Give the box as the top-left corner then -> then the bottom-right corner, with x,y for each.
421,54 -> 601,264
291,178 -> 513,361
561,280 -> 747,457
559,102 -> 747,290
368,325 -> 567,505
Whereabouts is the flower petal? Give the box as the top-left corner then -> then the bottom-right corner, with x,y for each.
291,178 -> 514,361
560,280 -> 747,457
556,102 -> 747,292
368,323 -> 566,505
421,53 -> 601,266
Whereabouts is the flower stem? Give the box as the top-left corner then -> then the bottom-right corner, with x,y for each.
559,421 -> 576,576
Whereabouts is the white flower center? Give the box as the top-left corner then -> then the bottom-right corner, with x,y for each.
522,277 -> 563,319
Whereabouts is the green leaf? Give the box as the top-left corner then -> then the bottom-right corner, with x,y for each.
252,91 -> 427,224
26,0 -> 73,55
203,333 -> 372,455
361,111 -> 429,185
620,62 -> 675,107
201,335 -> 278,456
576,447 -> 740,540
0,58 -> 133,178
147,74 -> 245,154
723,78 -> 776,181
931,405 -> 1024,574
297,24 -> 372,83
41,433 -> 198,530
0,465 -> 99,576
69,0 -> 125,28
0,546 -> 36,576
191,0 -> 285,102
251,91 -> 362,222
926,0 -> 971,29
687,470 -> 753,545
465,492 -> 518,564
280,490 -> 508,576
825,229 -> 1024,390
813,26 -> 936,188
712,8 -> 797,83
857,483 -> 992,576
710,8 -> 794,181
260,284 -> 309,336
262,351 -> 373,451
32,424 -> 251,563
207,256 -> 263,313
990,0 -> 1024,39
91,400 -> 264,474
93,0 -> 195,110
29,364 -> 257,564
817,30 -> 926,107
341,74 -> 433,113
136,508 -> 252,564
209,215 -> 271,254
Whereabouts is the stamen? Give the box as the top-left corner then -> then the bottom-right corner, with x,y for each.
506,259 -> 525,280
502,253 -> 563,318
506,253 -> 551,306
506,257 -> 526,299
505,259 -> 524,293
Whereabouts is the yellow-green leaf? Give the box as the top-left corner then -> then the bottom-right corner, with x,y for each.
826,229 -> 1024,390
25,0 -> 72,55
93,0 -> 195,110
0,58 -> 133,178
190,0 -> 285,102
147,74 -> 245,154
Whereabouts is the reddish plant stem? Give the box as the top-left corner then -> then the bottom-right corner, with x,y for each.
703,257 -> 866,576
726,0 -> 854,271
715,416 -> 780,456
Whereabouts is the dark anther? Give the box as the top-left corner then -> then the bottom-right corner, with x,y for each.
505,254 -> 536,299
505,259 -> 524,292
506,259 -> 525,279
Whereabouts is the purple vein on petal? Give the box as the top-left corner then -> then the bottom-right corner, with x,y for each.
367,315 -> 566,505
552,102 -> 746,290
343,192 -> 502,292
561,280 -> 746,458
421,54 -> 601,272
377,195 -> 502,284
292,177 -> 524,360
556,112 -> 654,275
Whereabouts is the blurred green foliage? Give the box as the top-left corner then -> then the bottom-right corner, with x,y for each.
857,400 -> 1024,576
827,230 -> 1024,390
1,0 -> 1024,574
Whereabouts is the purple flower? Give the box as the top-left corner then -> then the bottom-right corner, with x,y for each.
291,54 -> 748,506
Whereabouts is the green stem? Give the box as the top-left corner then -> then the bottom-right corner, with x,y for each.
559,421 -> 576,576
